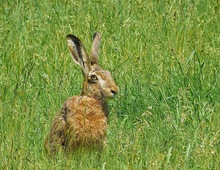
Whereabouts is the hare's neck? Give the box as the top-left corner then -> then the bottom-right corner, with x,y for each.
81,80 -> 89,96
81,81 -> 109,117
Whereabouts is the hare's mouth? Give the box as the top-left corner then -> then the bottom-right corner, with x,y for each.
105,90 -> 117,99
109,90 -> 117,98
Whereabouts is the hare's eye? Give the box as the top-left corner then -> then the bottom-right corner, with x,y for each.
90,75 -> 98,82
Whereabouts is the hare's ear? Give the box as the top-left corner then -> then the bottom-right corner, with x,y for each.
90,32 -> 101,65
66,34 -> 91,75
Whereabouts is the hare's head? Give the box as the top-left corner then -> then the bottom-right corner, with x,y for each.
66,32 -> 119,100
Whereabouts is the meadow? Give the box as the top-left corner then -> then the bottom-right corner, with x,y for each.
0,0 -> 220,169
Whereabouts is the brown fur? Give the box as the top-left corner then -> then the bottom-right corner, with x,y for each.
45,32 -> 119,154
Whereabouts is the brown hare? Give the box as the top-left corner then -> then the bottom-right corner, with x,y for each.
45,32 -> 119,154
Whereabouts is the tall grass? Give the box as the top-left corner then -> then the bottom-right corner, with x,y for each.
1,0 -> 220,169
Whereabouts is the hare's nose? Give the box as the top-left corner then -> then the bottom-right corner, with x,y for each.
111,90 -> 117,95
111,86 -> 119,95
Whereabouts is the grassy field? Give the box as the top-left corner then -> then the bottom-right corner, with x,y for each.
1,0 -> 220,169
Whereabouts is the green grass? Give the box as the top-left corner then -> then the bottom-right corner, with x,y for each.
1,0 -> 220,169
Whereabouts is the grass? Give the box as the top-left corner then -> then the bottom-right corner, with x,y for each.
1,0 -> 220,169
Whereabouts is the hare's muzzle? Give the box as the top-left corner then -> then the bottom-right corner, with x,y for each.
110,86 -> 119,98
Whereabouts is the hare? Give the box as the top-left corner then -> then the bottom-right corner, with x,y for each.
45,32 -> 119,154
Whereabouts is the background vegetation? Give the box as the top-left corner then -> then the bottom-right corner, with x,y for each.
1,0 -> 219,169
